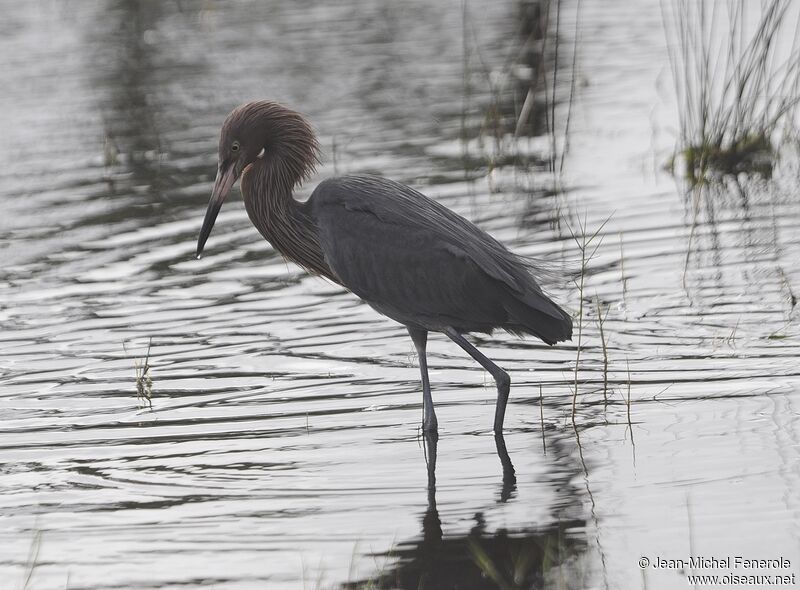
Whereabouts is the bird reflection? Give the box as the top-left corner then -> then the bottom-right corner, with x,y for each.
419,432 -> 516,561
345,433 -> 586,590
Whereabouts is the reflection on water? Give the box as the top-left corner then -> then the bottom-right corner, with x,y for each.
1,0 -> 799,588
682,175 -> 799,321
346,434 -> 589,589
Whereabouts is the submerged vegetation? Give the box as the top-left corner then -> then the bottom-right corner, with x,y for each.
662,0 -> 800,184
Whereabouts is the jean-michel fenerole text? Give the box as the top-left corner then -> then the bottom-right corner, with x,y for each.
653,556 -> 791,570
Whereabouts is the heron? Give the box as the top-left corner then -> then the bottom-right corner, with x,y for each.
196,101 -> 572,435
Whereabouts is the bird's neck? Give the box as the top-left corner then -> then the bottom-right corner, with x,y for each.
241,158 -> 331,278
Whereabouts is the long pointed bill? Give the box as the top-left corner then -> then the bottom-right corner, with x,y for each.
196,163 -> 238,258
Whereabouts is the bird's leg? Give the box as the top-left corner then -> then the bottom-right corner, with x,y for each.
443,327 -> 510,435
408,327 -> 438,434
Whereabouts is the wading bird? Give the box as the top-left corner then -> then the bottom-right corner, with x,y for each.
196,101 -> 572,435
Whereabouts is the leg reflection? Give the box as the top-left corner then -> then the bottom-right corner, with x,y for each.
420,431 -> 442,586
494,432 -> 517,503
343,432 -> 588,589
421,432 -> 442,548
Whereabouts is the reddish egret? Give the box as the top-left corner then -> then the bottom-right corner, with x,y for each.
197,101 -> 572,435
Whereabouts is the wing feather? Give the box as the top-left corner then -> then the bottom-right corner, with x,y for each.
308,175 -> 572,340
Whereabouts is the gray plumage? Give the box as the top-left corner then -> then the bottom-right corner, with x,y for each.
311,175 -> 571,344
197,101 -> 572,435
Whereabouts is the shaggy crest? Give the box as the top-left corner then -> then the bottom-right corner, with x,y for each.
221,100 -> 321,190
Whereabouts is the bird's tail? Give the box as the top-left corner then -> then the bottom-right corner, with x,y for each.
502,290 -> 573,345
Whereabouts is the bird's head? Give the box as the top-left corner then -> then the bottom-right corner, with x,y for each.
196,101 -> 319,258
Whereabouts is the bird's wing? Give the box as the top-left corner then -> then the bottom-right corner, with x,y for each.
307,176 -> 512,328
311,176 -> 529,285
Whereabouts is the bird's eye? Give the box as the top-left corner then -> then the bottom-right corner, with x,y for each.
231,141 -> 240,152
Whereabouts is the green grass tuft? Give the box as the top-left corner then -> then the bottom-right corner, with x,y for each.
662,0 -> 800,184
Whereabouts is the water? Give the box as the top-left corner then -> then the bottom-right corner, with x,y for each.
1,0 -> 799,588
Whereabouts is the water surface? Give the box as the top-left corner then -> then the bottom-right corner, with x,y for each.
1,1 -> 799,589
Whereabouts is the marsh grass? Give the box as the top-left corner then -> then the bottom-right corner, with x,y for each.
313,542 -> 395,590
467,532 -> 589,590
539,384 -> 546,452
467,539 -> 513,589
460,0 -> 547,180
618,233 -> 628,308
549,0 -> 582,177
625,357 -> 633,431
594,296 -> 610,405
770,265 -> 797,339
662,0 -> 800,184
124,338 -> 153,409
459,0 -> 582,187
342,523 -> 588,589
19,529 -> 42,590
776,265 -> 798,312
563,214 -> 608,420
